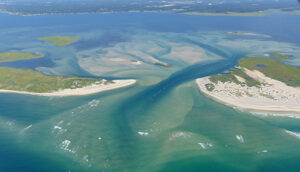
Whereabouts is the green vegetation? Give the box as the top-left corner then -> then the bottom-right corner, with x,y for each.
209,55 -> 300,87
235,91 -> 242,97
260,93 -> 275,99
231,68 -> 262,87
270,53 -> 290,60
209,68 -> 262,88
38,36 -> 79,47
205,83 -> 215,91
239,57 -> 300,87
245,91 -> 253,97
210,73 -> 239,84
0,52 -> 43,63
0,67 -> 109,93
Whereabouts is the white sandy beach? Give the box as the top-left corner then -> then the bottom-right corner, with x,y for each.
0,79 -> 136,96
196,69 -> 300,114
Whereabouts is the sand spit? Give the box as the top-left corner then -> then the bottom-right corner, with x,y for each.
196,69 -> 300,114
0,79 -> 136,96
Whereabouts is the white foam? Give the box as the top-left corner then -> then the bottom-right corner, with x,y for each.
57,120 -> 64,125
198,142 -> 213,149
285,130 -> 300,139
60,140 -> 71,150
60,140 -> 76,153
198,142 -> 206,149
83,155 -> 89,162
169,132 -> 191,140
172,132 -> 185,138
98,137 -> 102,140
54,126 -> 62,130
251,112 -> 300,119
88,99 -> 100,107
236,135 -> 245,143
24,124 -> 32,130
19,124 -> 33,134
52,125 -> 67,135
258,150 -> 268,154
138,131 -> 149,136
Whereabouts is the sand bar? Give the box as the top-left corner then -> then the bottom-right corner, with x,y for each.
0,79 -> 136,96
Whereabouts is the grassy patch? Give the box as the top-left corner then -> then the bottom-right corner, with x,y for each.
239,57 -> 300,87
260,93 -> 275,99
235,91 -> 243,97
205,83 -> 215,91
209,68 -> 261,87
245,91 -> 253,97
0,67 -> 109,93
38,36 -> 79,47
209,55 -> 300,87
209,73 -> 239,84
0,52 -> 43,63
230,68 -> 261,87
270,53 -> 290,60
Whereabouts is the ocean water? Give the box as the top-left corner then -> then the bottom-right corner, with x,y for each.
0,12 -> 300,172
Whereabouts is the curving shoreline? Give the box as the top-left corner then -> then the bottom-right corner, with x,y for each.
196,73 -> 300,115
0,79 -> 136,96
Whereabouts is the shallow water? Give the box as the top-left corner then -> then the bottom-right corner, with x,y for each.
0,12 -> 300,171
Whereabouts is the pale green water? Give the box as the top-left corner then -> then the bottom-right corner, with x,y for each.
0,13 -> 300,172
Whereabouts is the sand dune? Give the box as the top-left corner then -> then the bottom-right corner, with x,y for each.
196,69 -> 300,114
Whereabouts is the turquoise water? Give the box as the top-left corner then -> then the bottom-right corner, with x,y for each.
0,12 -> 300,171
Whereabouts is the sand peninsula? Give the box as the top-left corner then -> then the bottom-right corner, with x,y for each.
196,54 -> 300,114
0,67 -> 136,96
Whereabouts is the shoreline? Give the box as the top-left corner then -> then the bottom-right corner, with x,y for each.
196,78 -> 300,115
0,79 -> 136,96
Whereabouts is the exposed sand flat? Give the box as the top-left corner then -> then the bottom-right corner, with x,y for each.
196,69 -> 300,114
0,79 -> 136,96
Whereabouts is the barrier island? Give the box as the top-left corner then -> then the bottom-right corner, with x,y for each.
0,67 -> 136,96
197,54 -> 300,114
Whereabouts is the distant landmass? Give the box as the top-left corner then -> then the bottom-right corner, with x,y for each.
0,0 -> 299,16
0,52 -> 43,63
38,36 -> 80,47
